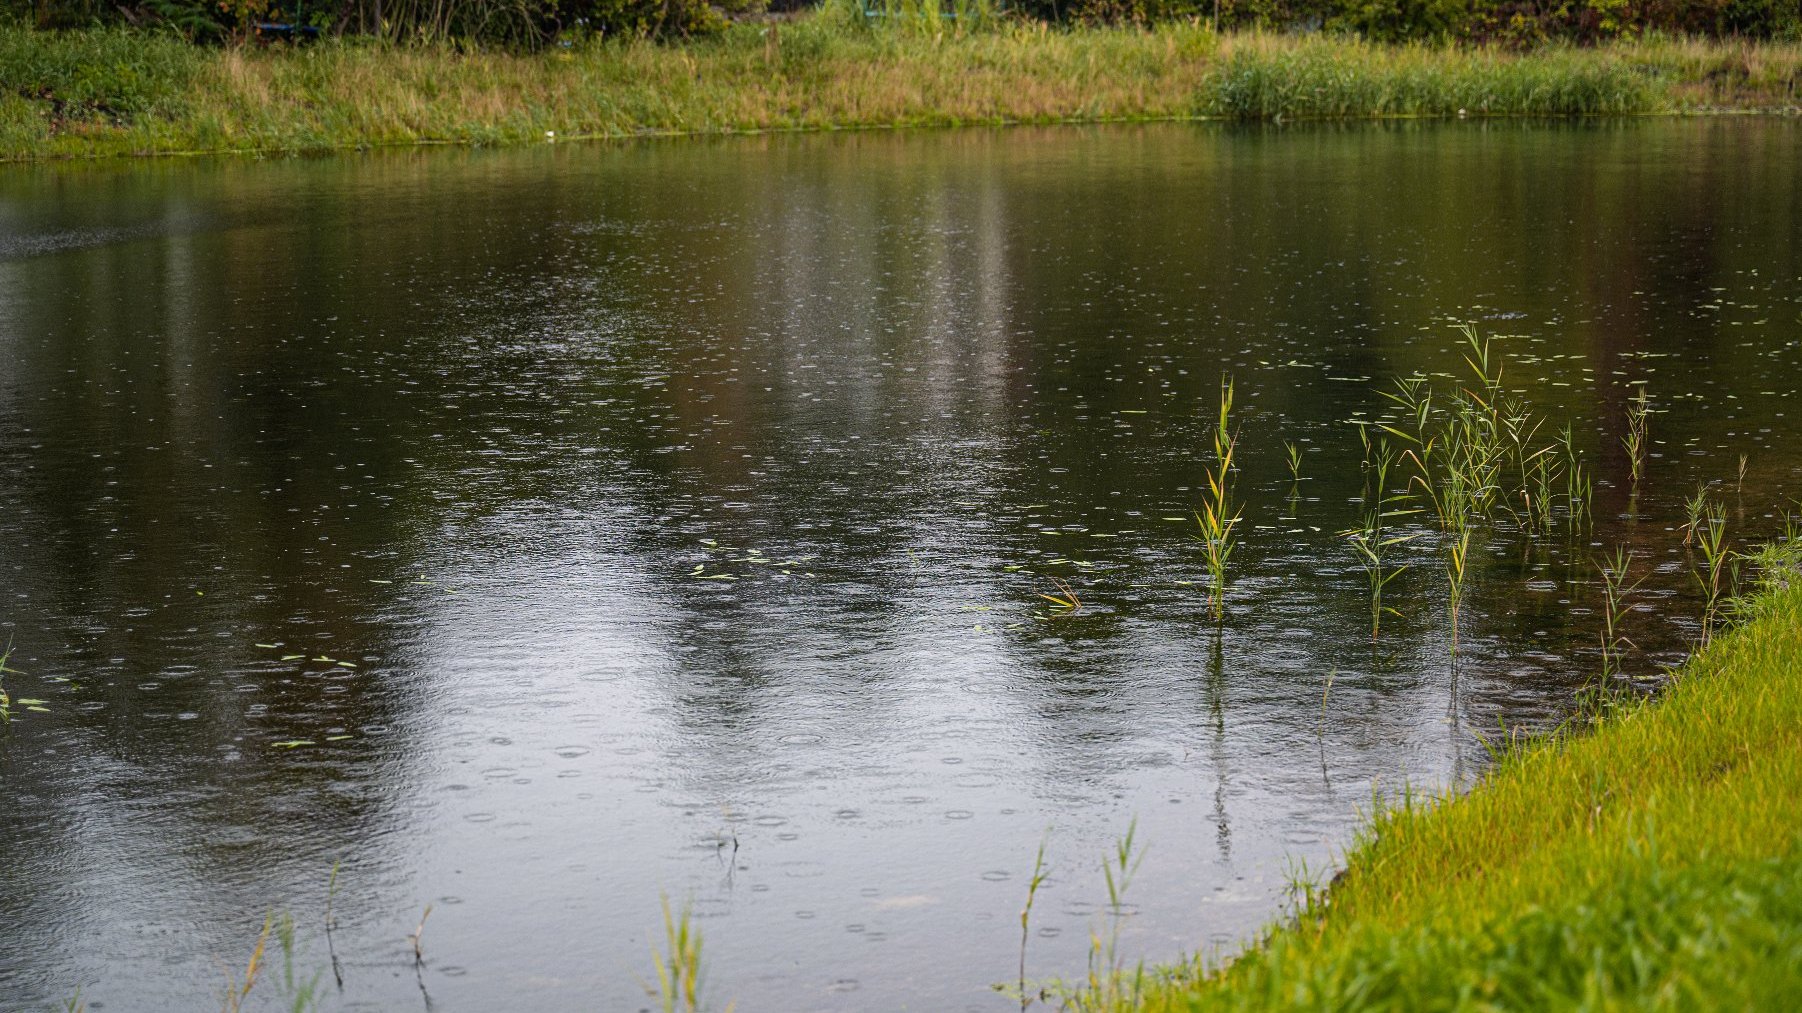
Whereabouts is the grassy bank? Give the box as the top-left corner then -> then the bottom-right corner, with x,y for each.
1,18 -> 1800,161
1107,549 -> 1802,1010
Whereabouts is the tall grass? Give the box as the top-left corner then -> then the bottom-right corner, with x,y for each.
2,21 -> 1798,161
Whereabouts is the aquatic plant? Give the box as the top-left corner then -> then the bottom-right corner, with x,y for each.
1064,822 -> 1148,1011
648,897 -> 722,1013
1693,495 -> 1733,646
221,913 -> 320,1013
1284,440 -> 1303,486
1733,514 -> 1802,610
1196,375 -> 1242,622
1595,546 -> 1644,687
1558,423 -> 1591,529
1038,577 -> 1083,615
1445,528 -> 1473,662
1682,483 -> 1711,548
1344,437 -> 1416,641
1016,836 -> 1051,1011
1622,383 -> 1651,495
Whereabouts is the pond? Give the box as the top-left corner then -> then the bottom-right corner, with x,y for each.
1,120 -> 1799,1012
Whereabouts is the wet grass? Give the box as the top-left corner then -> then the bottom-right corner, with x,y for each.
1,19 -> 1800,161
1101,543 -> 1802,1011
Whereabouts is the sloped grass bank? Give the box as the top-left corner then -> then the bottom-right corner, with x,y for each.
1121,571 -> 1802,1010
1,22 -> 1799,161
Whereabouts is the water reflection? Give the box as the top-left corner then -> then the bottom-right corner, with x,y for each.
1,119 -> 1799,1011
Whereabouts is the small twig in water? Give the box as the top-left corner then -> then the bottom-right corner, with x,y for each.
409,905 -> 433,965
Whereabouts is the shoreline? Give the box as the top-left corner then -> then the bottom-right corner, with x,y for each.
2,22 -> 1799,163
1111,550 -> 1802,1010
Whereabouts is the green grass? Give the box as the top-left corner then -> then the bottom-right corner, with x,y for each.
1111,549 -> 1802,1011
0,17 -> 1799,161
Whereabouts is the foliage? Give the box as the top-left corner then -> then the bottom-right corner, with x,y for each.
0,23 -> 1798,161
4,0 -> 1801,44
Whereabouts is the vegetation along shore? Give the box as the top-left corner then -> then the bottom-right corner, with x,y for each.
1,12 -> 1800,162
1076,541 -> 1802,1010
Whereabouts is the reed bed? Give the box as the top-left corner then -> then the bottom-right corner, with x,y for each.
2,19 -> 1800,161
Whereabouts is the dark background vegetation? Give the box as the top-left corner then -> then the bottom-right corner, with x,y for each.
1,0 -> 1797,47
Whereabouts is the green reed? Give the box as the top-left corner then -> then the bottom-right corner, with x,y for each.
1623,384 -> 1651,495
1558,423 -> 1591,528
1596,546 -> 1644,686
221,912 -> 320,1013
1345,437 -> 1416,641
1384,328 -> 1512,533
1196,375 -> 1242,622
1073,821 -> 1148,1011
1693,496 -> 1733,646
1017,835 -> 1051,1011
1681,483 -> 1711,548
1445,528 -> 1473,661
649,897 -> 719,1013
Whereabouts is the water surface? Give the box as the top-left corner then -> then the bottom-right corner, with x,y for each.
2,120 -> 1800,1011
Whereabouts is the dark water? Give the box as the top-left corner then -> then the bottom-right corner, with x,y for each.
1,120 -> 1799,1012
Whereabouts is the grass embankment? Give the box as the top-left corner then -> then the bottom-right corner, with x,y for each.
1120,563 -> 1802,1010
1,19 -> 1799,160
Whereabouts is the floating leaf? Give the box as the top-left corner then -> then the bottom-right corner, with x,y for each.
272,740 -> 315,749
336,661 -> 358,669
281,655 -> 304,661
254,643 -> 279,649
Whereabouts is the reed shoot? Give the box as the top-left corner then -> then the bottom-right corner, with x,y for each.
1694,496 -> 1733,646
221,914 -> 272,1013
1344,438 -> 1416,641
1623,384 -> 1651,494
649,897 -> 714,1013
1445,529 -> 1473,661
1018,837 -> 1050,1011
1596,546 -> 1644,687
1077,821 -> 1148,1010
1196,375 -> 1243,621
